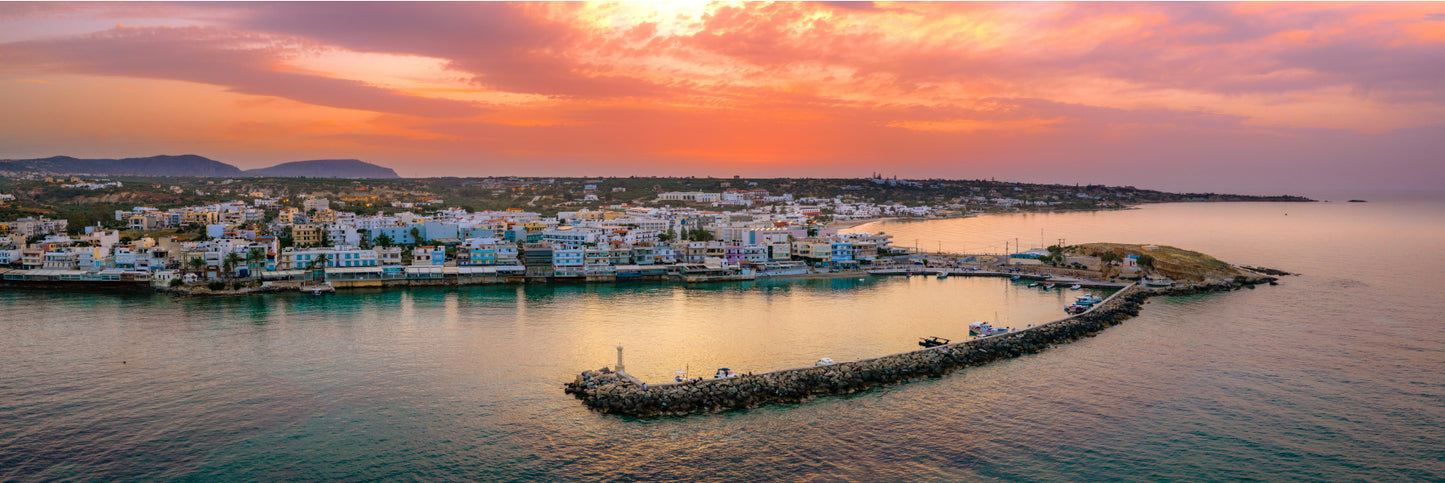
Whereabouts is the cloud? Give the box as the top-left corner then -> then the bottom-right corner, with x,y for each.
0,2 -> 1442,191
0,26 -> 484,117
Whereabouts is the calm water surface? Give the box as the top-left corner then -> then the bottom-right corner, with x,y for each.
3,200 -> 1443,481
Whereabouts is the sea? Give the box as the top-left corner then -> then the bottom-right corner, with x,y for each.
2,195 -> 1442,481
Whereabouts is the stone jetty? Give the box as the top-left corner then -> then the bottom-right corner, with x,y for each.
565,274 -> 1277,418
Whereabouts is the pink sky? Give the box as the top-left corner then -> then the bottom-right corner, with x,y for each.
1,2 -> 1442,192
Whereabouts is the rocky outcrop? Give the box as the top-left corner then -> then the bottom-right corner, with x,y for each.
565,275 -> 1276,418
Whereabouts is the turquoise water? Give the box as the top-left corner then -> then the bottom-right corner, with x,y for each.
3,199 -> 1443,480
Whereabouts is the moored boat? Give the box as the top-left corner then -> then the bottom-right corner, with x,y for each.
1075,294 -> 1104,305
968,321 -> 1009,337
918,336 -> 950,348
1070,284 -> 1082,290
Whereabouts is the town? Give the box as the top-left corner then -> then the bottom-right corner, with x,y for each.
0,175 -> 1291,293
0,186 -> 913,291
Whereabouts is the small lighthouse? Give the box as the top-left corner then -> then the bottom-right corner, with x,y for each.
615,345 -> 625,373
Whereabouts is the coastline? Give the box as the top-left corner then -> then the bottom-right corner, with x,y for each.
826,217 -> 896,230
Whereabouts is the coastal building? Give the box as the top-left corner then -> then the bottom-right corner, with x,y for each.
411,246 -> 446,266
292,224 -> 324,247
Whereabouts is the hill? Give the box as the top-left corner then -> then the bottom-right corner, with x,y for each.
242,159 -> 400,179
0,155 -> 400,179
0,155 -> 243,177
1073,243 -> 1240,282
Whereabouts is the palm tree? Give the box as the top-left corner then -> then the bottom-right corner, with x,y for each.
306,253 -> 329,271
247,247 -> 265,266
223,252 -> 241,278
187,257 -> 205,275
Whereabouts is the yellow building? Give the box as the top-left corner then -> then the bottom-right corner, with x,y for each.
292,224 -> 324,247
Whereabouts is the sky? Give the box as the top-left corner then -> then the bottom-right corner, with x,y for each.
1,2 -> 1442,193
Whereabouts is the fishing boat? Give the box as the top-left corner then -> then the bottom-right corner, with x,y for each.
937,272 -> 948,279
1143,276 -> 1173,287
1028,281 -> 1040,288
918,336 -> 950,348
1065,304 -> 1089,315
304,282 -> 335,295
1076,294 -> 1104,305
1043,283 -> 1055,290
713,368 -> 738,379
968,321 -> 1009,337
1070,284 -> 1082,290
1011,275 -> 1021,280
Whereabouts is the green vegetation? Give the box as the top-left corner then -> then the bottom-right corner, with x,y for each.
0,173 -> 1312,233
1074,243 -> 1238,282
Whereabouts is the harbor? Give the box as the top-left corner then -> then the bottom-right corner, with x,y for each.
566,273 -> 1277,417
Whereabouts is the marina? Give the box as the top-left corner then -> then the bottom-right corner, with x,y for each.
567,276 -> 1275,417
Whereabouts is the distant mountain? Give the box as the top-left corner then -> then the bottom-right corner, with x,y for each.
0,154 -> 243,177
0,155 -> 400,178
242,159 -> 400,179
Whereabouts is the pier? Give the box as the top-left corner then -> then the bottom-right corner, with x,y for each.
865,266 -> 1131,289
565,275 -> 1276,417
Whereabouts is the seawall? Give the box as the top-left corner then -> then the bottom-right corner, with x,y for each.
565,275 -> 1275,418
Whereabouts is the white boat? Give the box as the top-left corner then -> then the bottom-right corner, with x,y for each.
1011,275 -> 1021,280
1028,282 -> 1040,288
1065,304 -> 1089,314
1043,283 -> 1055,290
713,368 -> 738,379
937,272 -> 948,279
968,321 -> 1009,337
1070,284 -> 1082,290
1075,294 -> 1104,305
815,358 -> 835,366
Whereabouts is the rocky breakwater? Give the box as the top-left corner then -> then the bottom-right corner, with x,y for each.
566,275 -> 1277,418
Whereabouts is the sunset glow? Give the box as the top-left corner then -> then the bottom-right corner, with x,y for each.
2,2 -> 1442,191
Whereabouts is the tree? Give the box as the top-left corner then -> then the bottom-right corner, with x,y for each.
376,233 -> 394,248
223,252 -> 241,277
278,225 -> 294,249
247,247 -> 266,266
358,229 -> 372,249
187,257 -> 205,273
1137,254 -> 1155,269
659,227 -> 676,242
1100,251 -> 1122,264
409,227 -> 422,245
306,253 -> 329,271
